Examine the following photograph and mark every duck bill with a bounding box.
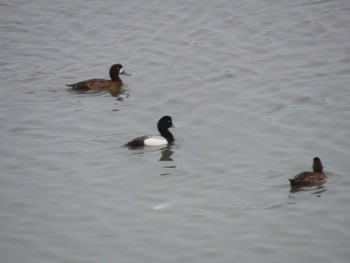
[119,68,131,76]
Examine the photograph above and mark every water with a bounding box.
[1,0,350,262]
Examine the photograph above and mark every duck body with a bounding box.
[125,116,176,148]
[289,157,327,186]
[66,64,129,90]
[126,135,168,147]
[66,78,122,90]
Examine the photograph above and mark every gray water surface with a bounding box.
[1,0,350,262]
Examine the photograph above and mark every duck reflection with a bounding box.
[159,148,174,161]
[289,184,327,197]
[68,86,130,99]
[159,147,176,176]
[109,87,123,97]
[109,88,130,99]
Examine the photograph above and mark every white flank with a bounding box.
[144,136,167,146]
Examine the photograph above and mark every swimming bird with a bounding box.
[125,116,177,148]
[289,157,327,186]
[66,64,130,90]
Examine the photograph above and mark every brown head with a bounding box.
[312,157,323,173]
[109,64,130,80]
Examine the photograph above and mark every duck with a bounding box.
[125,116,177,148]
[66,64,130,90]
[289,157,327,186]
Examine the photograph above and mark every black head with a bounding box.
[157,116,176,142]
[109,64,130,80]
[312,157,323,173]
[157,116,176,144]
[157,115,174,130]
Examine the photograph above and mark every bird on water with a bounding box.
[66,64,130,90]
[289,157,327,186]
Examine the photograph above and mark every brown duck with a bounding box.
[289,157,327,186]
[66,64,130,90]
